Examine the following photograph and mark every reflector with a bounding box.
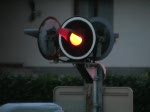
[38,17,60,60]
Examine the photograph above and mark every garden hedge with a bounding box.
[0,71,149,112]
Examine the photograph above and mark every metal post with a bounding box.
[97,64,104,112]
[93,67,98,112]
[85,63,104,112]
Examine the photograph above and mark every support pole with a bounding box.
[84,63,104,112]
[93,67,98,112]
[97,64,104,112]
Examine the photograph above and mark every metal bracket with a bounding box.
[76,63,104,112]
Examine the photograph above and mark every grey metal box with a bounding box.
[53,86,133,112]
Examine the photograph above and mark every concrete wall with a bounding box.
[0,0,73,67]
[101,0,150,67]
[0,0,150,67]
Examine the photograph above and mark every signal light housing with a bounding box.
[58,17,96,60]
[90,17,115,60]
[24,16,117,62]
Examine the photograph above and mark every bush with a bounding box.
[0,71,149,112]
[0,72,83,105]
[104,73,150,112]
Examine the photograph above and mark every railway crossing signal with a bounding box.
[24,16,117,62]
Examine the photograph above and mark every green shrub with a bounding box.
[104,73,150,112]
[0,71,149,112]
[0,72,83,105]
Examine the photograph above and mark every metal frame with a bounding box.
[77,63,104,112]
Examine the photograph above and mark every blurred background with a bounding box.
[0,0,150,74]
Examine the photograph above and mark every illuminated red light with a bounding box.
[58,28,70,41]
[58,28,83,46]
[70,33,82,46]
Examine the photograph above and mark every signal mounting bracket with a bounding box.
[76,63,104,112]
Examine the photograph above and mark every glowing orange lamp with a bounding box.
[69,33,82,46]
[58,28,83,46]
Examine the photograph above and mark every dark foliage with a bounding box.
[104,73,150,112]
[0,72,149,112]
